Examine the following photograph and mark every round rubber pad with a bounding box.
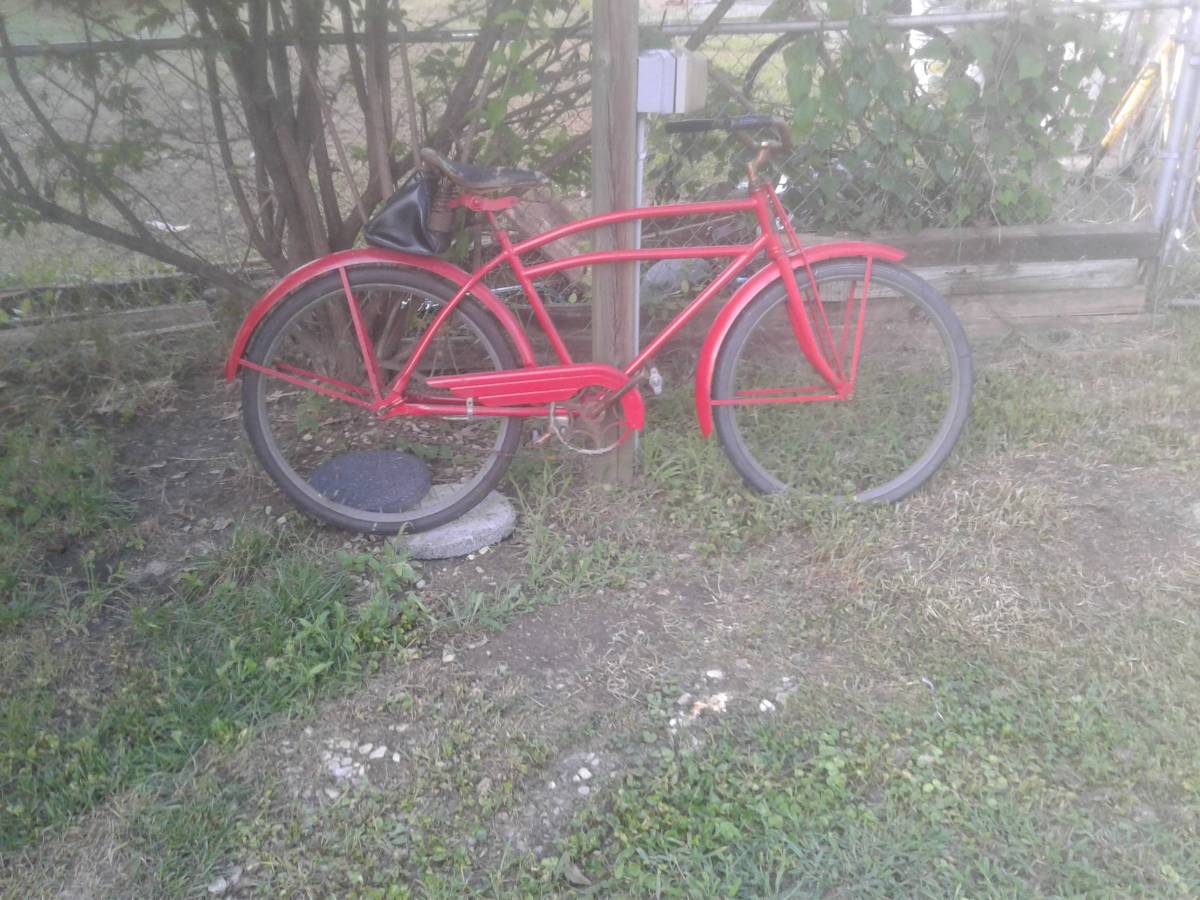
[308,450,433,512]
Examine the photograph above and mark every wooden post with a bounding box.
[590,0,639,483]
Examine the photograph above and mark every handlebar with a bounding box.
[663,114,793,152]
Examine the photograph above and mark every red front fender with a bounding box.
[224,248,538,381]
[693,242,906,436]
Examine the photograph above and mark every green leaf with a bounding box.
[792,97,819,135]
[785,63,812,107]
[962,29,994,66]
[715,819,742,840]
[494,9,527,25]
[846,82,870,118]
[484,97,507,128]
[947,78,977,110]
[1017,47,1045,81]
[847,16,874,44]
[306,660,333,680]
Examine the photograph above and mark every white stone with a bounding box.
[358,743,373,755]
[705,669,724,681]
[759,699,776,713]
[577,767,592,781]
[392,752,401,763]
[207,876,227,895]
[399,490,518,560]
[369,745,387,759]
[577,785,590,797]
[324,787,340,800]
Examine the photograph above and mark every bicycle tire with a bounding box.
[712,260,973,502]
[241,266,523,534]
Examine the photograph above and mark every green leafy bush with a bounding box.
[777,3,1123,230]
[657,0,1130,233]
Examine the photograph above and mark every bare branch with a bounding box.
[202,48,282,270]
[0,18,153,240]
[337,0,371,112]
[426,0,515,152]
[685,0,737,51]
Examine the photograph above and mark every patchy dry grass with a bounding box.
[2,313,1199,897]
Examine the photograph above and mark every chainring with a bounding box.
[549,389,635,455]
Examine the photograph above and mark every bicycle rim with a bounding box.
[713,261,971,502]
[243,268,520,533]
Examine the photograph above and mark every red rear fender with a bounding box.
[224,249,537,381]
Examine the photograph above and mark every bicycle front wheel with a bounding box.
[242,266,523,534]
[712,260,973,502]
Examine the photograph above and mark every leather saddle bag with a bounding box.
[363,171,448,255]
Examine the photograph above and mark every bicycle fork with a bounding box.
[755,189,870,399]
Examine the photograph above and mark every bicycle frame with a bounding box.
[226,180,907,434]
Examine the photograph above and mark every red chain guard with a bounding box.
[425,363,645,430]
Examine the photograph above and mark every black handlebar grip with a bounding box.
[726,114,778,130]
[663,118,721,134]
[665,114,792,150]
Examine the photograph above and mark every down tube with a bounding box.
[625,236,767,375]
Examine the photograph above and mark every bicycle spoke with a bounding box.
[713,260,970,501]
[242,268,522,532]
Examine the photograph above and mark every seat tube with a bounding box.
[491,215,574,365]
[753,189,843,392]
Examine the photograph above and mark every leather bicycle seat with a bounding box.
[420,147,548,192]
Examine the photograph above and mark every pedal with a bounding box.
[648,366,663,396]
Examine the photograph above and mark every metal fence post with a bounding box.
[1153,1,1200,239]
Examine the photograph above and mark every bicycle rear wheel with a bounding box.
[241,266,522,533]
[712,260,972,502]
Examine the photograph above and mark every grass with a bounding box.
[4,311,1200,896]
[0,423,126,615]
[543,640,1200,897]
[0,529,425,850]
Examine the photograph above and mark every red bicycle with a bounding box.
[225,115,973,533]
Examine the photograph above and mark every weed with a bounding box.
[127,774,250,897]
[53,552,126,634]
[510,461,645,598]
[0,424,125,611]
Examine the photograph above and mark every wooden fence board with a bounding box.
[876,222,1160,266]
[0,301,212,352]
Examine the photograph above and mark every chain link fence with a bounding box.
[0,1,1190,311]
